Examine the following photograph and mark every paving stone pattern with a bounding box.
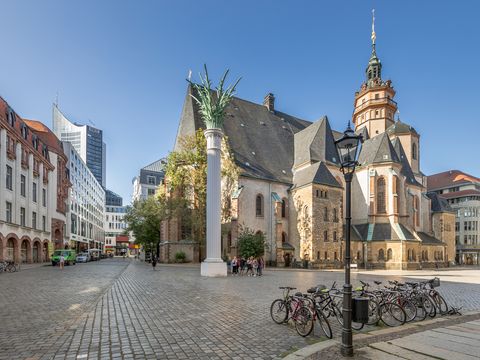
[1,260,480,359]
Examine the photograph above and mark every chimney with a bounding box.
[263,93,275,112]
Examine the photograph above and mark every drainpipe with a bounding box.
[269,182,273,264]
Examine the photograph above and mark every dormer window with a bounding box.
[32,135,39,150]
[21,124,28,139]
[7,108,15,126]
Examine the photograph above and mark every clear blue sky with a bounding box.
[1,1,479,202]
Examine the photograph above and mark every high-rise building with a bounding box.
[104,190,129,255]
[52,104,106,188]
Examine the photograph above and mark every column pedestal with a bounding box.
[201,128,227,277]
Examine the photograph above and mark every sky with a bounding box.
[1,1,479,202]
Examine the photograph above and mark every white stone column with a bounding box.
[201,128,227,277]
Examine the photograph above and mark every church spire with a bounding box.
[366,9,382,82]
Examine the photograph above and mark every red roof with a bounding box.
[427,170,480,191]
[439,189,480,199]
[23,119,64,154]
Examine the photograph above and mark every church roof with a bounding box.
[293,117,340,167]
[293,162,342,189]
[352,223,415,241]
[176,86,312,184]
[386,120,418,136]
[391,138,423,187]
[427,170,480,191]
[425,192,454,213]
[417,232,445,245]
[357,132,400,166]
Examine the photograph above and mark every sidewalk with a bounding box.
[356,319,480,359]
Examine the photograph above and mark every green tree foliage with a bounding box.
[165,129,239,259]
[237,228,266,259]
[188,64,241,129]
[124,191,186,256]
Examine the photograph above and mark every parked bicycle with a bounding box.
[0,260,18,273]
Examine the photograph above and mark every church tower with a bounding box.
[353,10,397,137]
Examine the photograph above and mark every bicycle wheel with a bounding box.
[270,299,288,324]
[316,309,333,339]
[413,296,427,321]
[422,295,436,318]
[380,302,406,327]
[6,264,17,273]
[431,292,448,315]
[294,306,314,337]
[398,298,417,323]
[366,298,380,325]
[335,301,365,330]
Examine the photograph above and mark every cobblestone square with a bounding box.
[1,259,480,360]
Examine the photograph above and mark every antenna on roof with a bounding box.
[187,69,192,81]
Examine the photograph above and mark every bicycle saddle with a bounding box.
[294,292,303,297]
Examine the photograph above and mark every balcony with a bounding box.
[354,97,397,113]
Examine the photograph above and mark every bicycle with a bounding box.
[0,260,18,273]
[270,287,314,337]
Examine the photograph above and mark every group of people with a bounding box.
[231,256,264,276]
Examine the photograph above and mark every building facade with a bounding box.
[132,159,165,202]
[52,104,106,188]
[104,191,129,255]
[63,142,105,253]
[167,18,455,269]
[428,170,480,265]
[0,98,71,264]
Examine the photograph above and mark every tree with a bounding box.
[165,129,239,260]
[237,228,266,259]
[124,190,186,258]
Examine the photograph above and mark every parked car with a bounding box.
[100,253,108,259]
[86,249,101,261]
[51,249,76,266]
[76,252,90,263]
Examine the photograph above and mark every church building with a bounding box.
[169,16,455,269]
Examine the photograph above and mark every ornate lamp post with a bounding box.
[334,123,363,356]
[189,65,240,277]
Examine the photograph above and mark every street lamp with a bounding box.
[335,123,363,357]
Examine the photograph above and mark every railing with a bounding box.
[354,97,397,112]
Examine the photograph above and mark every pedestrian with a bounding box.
[59,253,65,270]
[239,257,245,276]
[232,256,238,275]
[152,255,157,270]
[252,258,258,277]
[246,257,253,276]
[257,257,264,276]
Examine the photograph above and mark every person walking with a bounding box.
[59,253,65,270]
[257,257,264,276]
[232,256,238,275]
[152,255,157,270]
[252,258,258,277]
[246,257,253,276]
[239,257,246,276]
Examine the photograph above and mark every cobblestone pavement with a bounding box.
[1,259,480,360]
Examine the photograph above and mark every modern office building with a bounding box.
[428,170,480,265]
[52,104,106,188]
[63,142,105,252]
[132,158,165,202]
[0,97,71,264]
[104,191,129,255]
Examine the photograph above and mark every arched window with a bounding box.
[357,251,361,261]
[412,143,417,160]
[317,251,320,260]
[281,198,287,218]
[256,194,264,217]
[324,207,329,221]
[413,195,420,227]
[378,249,385,261]
[282,232,287,244]
[333,208,338,222]
[324,251,328,260]
[334,252,338,261]
[377,177,386,214]
[387,248,393,261]
[408,249,412,261]
[412,249,416,261]
[393,176,400,214]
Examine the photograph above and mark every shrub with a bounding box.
[237,228,266,259]
[175,251,187,263]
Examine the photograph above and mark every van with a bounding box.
[51,249,76,266]
[87,249,101,261]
